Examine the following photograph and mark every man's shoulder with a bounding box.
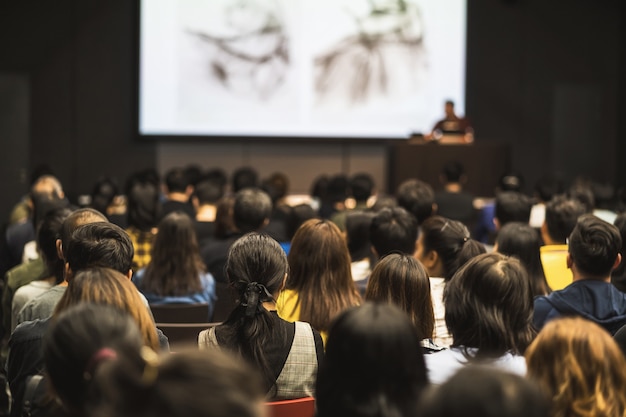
[10,318,50,345]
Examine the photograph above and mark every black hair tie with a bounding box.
[240,281,274,317]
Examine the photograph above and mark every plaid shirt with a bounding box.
[126,226,156,272]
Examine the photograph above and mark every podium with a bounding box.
[387,141,511,197]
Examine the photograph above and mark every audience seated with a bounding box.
[494,222,551,296]
[191,178,223,244]
[416,215,485,347]
[90,176,125,227]
[365,253,442,353]
[369,207,418,258]
[425,253,534,384]
[526,317,626,417]
[160,167,196,220]
[276,219,361,343]
[315,303,428,417]
[434,161,476,229]
[132,212,216,319]
[232,166,259,193]
[318,174,349,220]
[534,214,626,334]
[330,173,374,231]
[199,233,323,400]
[529,174,564,229]
[474,172,524,244]
[261,172,292,243]
[345,211,375,294]
[396,178,436,225]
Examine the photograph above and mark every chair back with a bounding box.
[156,322,219,351]
[150,303,209,323]
[266,397,315,417]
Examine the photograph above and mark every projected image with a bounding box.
[314,0,426,106]
[140,0,466,137]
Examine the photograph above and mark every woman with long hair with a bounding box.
[133,212,216,319]
[495,222,551,296]
[416,215,485,346]
[316,303,428,417]
[199,233,323,400]
[277,219,361,342]
[365,253,441,353]
[425,253,535,384]
[526,317,626,417]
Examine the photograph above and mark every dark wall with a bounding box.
[0,0,624,216]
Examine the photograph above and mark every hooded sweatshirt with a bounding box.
[533,279,626,335]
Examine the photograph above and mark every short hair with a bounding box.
[365,253,434,339]
[60,208,108,259]
[396,179,435,224]
[370,207,418,257]
[30,174,63,200]
[526,317,626,417]
[569,184,595,213]
[261,172,289,204]
[233,188,272,233]
[90,177,119,216]
[37,207,73,283]
[345,211,375,261]
[612,213,626,278]
[165,167,191,193]
[498,173,524,192]
[65,222,134,275]
[544,195,586,243]
[125,173,161,231]
[534,175,564,202]
[232,167,259,193]
[442,161,464,183]
[349,173,374,202]
[327,174,349,203]
[316,303,428,417]
[444,253,535,358]
[494,191,531,225]
[418,366,549,417]
[44,303,144,414]
[193,179,224,205]
[419,216,485,280]
[568,214,621,277]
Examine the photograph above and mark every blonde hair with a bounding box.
[526,317,626,417]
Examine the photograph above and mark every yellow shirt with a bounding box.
[276,289,328,345]
[540,245,572,291]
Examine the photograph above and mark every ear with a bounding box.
[422,250,439,270]
[56,239,64,261]
[493,217,501,231]
[540,222,549,244]
[280,273,288,292]
[431,203,438,215]
[126,269,133,280]
[64,263,73,282]
[566,253,573,269]
[613,253,622,272]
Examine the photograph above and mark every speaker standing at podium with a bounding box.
[426,100,474,143]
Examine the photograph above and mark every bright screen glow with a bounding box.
[140,0,466,138]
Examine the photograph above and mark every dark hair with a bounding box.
[214,196,237,239]
[349,173,374,202]
[316,303,428,417]
[60,208,109,261]
[568,214,622,277]
[396,179,435,224]
[345,211,375,262]
[286,204,318,240]
[498,173,524,193]
[233,188,272,233]
[544,195,586,243]
[365,254,434,339]
[418,366,549,417]
[612,213,626,278]
[260,172,289,204]
[140,212,205,296]
[44,304,144,414]
[92,349,263,417]
[183,164,203,187]
[37,207,73,284]
[327,175,349,204]
[232,167,259,193]
[90,177,119,216]
[193,180,223,205]
[442,161,464,183]
[495,222,551,296]
[534,175,564,203]
[165,167,191,194]
[494,192,531,226]
[66,222,134,275]
[370,207,418,257]
[287,219,361,332]
[568,184,595,213]
[418,216,485,280]
[444,253,535,358]
[126,174,161,232]
[220,233,289,393]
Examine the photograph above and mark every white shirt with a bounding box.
[430,277,452,347]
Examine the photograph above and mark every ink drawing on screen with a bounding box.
[314,0,427,107]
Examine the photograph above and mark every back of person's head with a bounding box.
[260,172,289,205]
[494,191,531,226]
[370,195,398,212]
[287,204,318,240]
[498,173,524,193]
[612,213,626,278]
[345,211,375,262]
[37,207,73,284]
[142,212,204,296]
[544,195,586,243]
[214,196,237,239]
[53,267,159,350]
[349,173,374,203]
[327,174,349,204]
[90,177,119,216]
[287,219,360,332]
[316,303,428,417]
[233,188,272,233]
[418,366,549,417]
[232,167,259,193]
[91,349,264,417]
[495,222,550,296]
[370,207,418,257]
[526,317,626,417]
[365,253,434,339]
[183,164,203,187]
[44,303,145,415]
[193,179,224,205]
[396,179,435,224]
[568,177,595,213]
[568,214,621,277]
[30,189,68,230]
[30,174,64,201]
[126,173,161,231]
[66,222,134,276]
[444,253,535,358]
[441,161,465,183]
[418,216,485,280]
[165,167,191,194]
[60,208,109,260]
[534,175,564,203]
